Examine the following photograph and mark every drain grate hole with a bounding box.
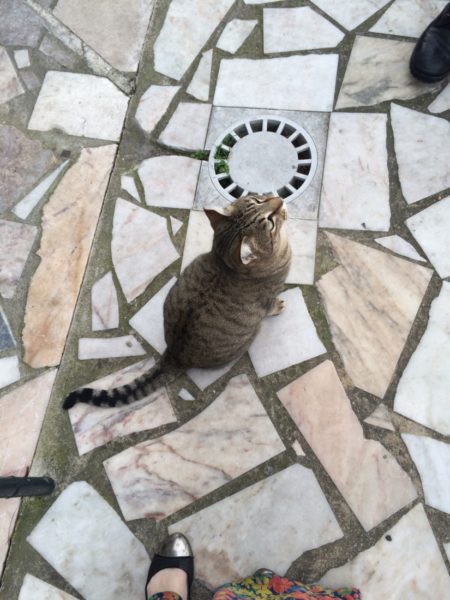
[279,123,296,138]
[234,124,250,138]
[297,147,311,160]
[289,177,304,190]
[251,119,264,132]
[218,175,233,189]
[229,185,244,198]
[277,186,292,199]
[267,119,280,133]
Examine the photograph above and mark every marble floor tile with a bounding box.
[27,481,150,600]
[22,145,117,368]
[120,174,140,201]
[178,388,195,401]
[78,336,146,360]
[285,219,317,285]
[154,0,233,79]
[370,0,447,37]
[159,102,212,150]
[0,356,20,390]
[104,374,285,520]
[28,72,129,141]
[244,0,283,3]
[278,361,417,531]
[91,271,119,331]
[391,104,450,204]
[291,440,305,456]
[38,35,78,70]
[19,574,77,600]
[248,287,326,378]
[445,543,450,562]
[319,113,390,231]
[214,55,338,112]
[394,282,450,436]
[263,7,344,53]
[135,85,180,135]
[320,504,450,597]
[181,211,214,271]
[406,195,450,278]
[402,434,450,514]
[170,216,183,235]
[170,464,343,588]
[0,0,44,47]
[129,277,177,354]
[0,46,24,105]
[137,156,201,210]
[111,198,179,302]
[193,161,232,211]
[68,359,176,455]
[0,124,55,214]
[14,49,30,69]
[336,36,439,109]
[317,233,432,398]
[20,70,40,91]
[0,306,15,351]
[363,404,395,432]
[0,498,20,577]
[13,161,69,220]
[53,0,155,72]
[429,83,450,113]
[217,19,257,54]
[0,220,37,299]
[187,358,239,391]
[187,50,213,101]
[310,0,390,30]
[374,235,425,263]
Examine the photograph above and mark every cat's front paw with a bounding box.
[268,298,285,316]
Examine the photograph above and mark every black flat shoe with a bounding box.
[410,2,450,82]
[146,533,194,600]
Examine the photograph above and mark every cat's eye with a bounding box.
[266,218,274,231]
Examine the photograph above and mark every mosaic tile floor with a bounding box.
[0,0,449,598]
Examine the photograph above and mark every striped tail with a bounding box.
[62,359,181,410]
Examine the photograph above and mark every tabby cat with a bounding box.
[63,194,291,409]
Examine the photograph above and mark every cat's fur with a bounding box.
[63,195,291,409]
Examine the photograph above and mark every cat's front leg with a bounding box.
[266,297,285,316]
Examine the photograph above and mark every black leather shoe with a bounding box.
[410,2,450,82]
[145,533,194,600]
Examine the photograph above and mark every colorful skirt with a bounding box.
[147,569,361,600]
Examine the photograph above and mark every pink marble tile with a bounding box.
[91,271,119,331]
[0,220,37,299]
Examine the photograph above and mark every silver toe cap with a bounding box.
[158,533,193,558]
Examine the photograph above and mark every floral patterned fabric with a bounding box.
[147,569,361,600]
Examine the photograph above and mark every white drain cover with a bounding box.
[208,115,317,203]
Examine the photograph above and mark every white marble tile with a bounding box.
[187,50,213,101]
[187,358,239,391]
[0,355,20,390]
[138,156,201,210]
[13,161,70,220]
[135,85,180,134]
[445,543,450,563]
[53,0,155,72]
[391,104,450,204]
[28,71,129,141]
[0,220,37,299]
[214,55,338,112]
[249,287,326,378]
[363,404,395,432]
[317,233,432,398]
[429,83,450,113]
[170,464,343,588]
[129,277,177,354]
[193,161,231,211]
[91,271,119,331]
[291,440,305,456]
[264,7,344,53]
[78,336,146,360]
[19,574,77,600]
[68,359,176,455]
[0,45,24,104]
[374,235,425,262]
[278,361,417,531]
[336,36,439,109]
[154,0,233,79]
[159,102,212,150]
[181,211,214,272]
[319,113,390,232]
[0,305,15,351]
[104,374,285,520]
[14,49,30,69]
[244,0,283,3]
[217,19,257,54]
[394,282,450,436]
[402,434,450,514]
[406,196,450,278]
[0,497,20,577]
[170,216,183,235]
[120,174,140,201]
[322,504,450,596]
[310,0,391,30]
[178,388,195,401]
[285,219,317,285]
[111,198,179,302]
[370,0,448,37]
[27,481,150,600]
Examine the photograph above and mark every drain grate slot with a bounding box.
[208,115,317,204]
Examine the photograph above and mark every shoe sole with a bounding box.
[410,61,449,83]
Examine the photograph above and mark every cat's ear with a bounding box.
[204,208,228,230]
[240,236,257,265]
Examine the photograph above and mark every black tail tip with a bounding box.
[62,391,78,410]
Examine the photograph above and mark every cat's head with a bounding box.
[205,194,291,275]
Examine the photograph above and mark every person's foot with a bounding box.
[410,2,450,82]
[146,567,188,600]
[145,533,194,600]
